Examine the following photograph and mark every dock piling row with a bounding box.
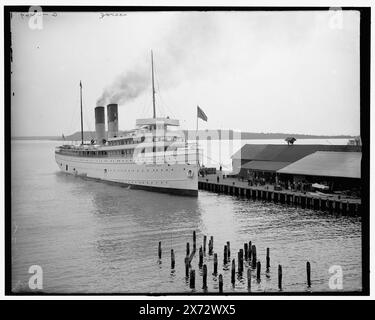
[198,180,361,216]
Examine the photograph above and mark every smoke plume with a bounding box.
[96,13,217,107]
[96,69,149,106]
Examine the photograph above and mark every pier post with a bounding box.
[266,248,270,272]
[244,243,249,260]
[203,235,207,255]
[306,262,311,287]
[219,274,223,293]
[202,264,208,290]
[158,241,162,259]
[189,269,195,289]
[199,246,203,268]
[171,249,175,269]
[186,242,190,257]
[256,261,261,281]
[238,251,242,273]
[193,231,196,251]
[278,265,282,290]
[251,245,257,269]
[248,241,252,261]
[213,253,218,275]
[224,245,228,265]
[239,249,244,273]
[231,259,236,285]
[210,236,214,254]
[227,241,231,258]
[247,268,252,291]
[185,257,189,277]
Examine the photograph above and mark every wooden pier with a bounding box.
[198,176,361,216]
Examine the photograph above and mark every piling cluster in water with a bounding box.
[158,232,313,293]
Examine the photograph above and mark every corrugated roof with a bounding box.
[231,144,361,163]
[277,151,361,178]
[241,161,291,172]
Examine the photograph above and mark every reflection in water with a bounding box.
[12,141,362,293]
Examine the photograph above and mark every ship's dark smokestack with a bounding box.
[107,103,118,138]
[95,106,106,144]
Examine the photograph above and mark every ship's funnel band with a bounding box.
[107,103,119,138]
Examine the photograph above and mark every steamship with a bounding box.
[55,53,200,196]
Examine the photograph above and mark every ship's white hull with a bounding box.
[55,153,198,196]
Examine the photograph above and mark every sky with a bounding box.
[10,10,360,137]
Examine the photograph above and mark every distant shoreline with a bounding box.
[12,130,356,141]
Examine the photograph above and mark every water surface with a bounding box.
[11,140,362,293]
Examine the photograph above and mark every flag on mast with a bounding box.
[197,105,208,122]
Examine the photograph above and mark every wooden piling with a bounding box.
[224,245,228,265]
[186,242,190,257]
[219,274,223,293]
[210,236,214,254]
[193,231,196,251]
[189,269,195,289]
[239,249,244,273]
[247,268,251,291]
[266,248,270,272]
[213,253,218,275]
[278,265,282,290]
[248,241,252,261]
[251,245,257,269]
[256,261,261,281]
[185,257,189,277]
[199,246,203,268]
[231,259,236,285]
[171,249,175,269]
[227,241,231,257]
[203,235,207,255]
[158,241,162,259]
[202,264,207,289]
[244,243,248,260]
[306,261,311,287]
[238,251,241,273]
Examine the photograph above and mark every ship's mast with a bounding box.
[80,80,84,145]
[151,50,156,119]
